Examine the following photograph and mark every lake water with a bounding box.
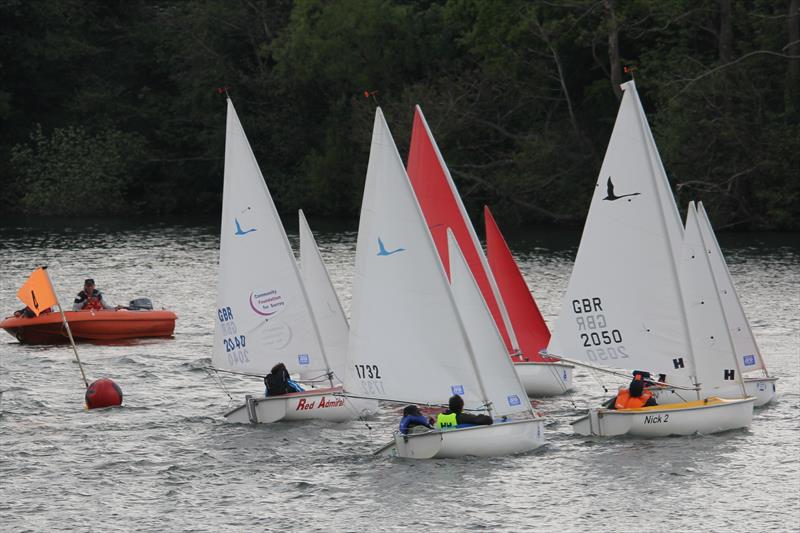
[0,217,797,532]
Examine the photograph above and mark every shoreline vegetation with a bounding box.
[1,1,798,230]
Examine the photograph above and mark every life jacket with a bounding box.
[436,412,458,430]
[614,388,654,409]
[77,290,104,310]
[83,297,103,310]
[264,369,302,396]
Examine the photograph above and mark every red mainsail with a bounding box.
[406,106,515,352]
[484,206,551,362]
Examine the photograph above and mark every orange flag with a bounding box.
[17,267,59,316]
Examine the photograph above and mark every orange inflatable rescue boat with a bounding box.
[1,308,177,344]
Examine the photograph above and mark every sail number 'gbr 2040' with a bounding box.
[571,297,629,363]
[218,306,250,365]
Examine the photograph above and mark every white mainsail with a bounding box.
[446,230,532,417]
[213,99,330,378]
[627,80,685,259]
[679,202,746,395]
[547,82,696,385]
[344,108,487,411]
[696,202,767,375]
[298,209,348,382]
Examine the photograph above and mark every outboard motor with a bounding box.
[127,298,154,310]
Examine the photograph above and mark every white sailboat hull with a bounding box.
[514,361,574,396]
[376,418,545,459]
[572,396,754,437]
[224,387,378,424]
[744,376,778,406]
[651,376,777,407]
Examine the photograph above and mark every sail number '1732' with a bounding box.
[354,365,380,379]
[355,364,385,396]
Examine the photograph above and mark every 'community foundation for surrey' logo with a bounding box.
[249,289,285,317]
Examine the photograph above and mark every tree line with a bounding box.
[1,0,798,230]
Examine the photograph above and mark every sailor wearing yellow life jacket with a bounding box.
[73,279,115,311]
[436,394,493,429]
[613,374,658,409]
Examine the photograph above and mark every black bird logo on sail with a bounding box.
[602,177,641,201]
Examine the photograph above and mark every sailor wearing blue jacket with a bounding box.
[399,405,434,434]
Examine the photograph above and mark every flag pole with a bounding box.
[42,267,89,389]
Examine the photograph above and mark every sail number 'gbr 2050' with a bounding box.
[354,364,385,395]
[571,298,629,363]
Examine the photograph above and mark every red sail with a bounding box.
[406,106,513,352]
[484,206,551,362]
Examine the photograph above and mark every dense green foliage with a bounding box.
[1,0,797,229]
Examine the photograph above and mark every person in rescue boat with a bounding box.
[399,405,434,434]
[611,374,658,409]
[72,279,116,311]
[436,394,493,430]
[13,305,49,318]
[264,362,304,396]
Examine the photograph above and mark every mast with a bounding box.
[626,81,700,398]
[298,209,349,383]
[344,108,491,411]
[446,229,534,418]
[697,202,768,378]
[691,203,747,396]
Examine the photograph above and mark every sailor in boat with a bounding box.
[399,405,434,435]
[436,394,494,430]
[263,363,304,397]
[13,305,51,318]
[607,374,659,410]
[73,279,118,311]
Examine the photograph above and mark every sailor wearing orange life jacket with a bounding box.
[613,374,658,409]
[72,279,115,311]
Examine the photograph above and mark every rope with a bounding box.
[295,371,336,385]
[204,366,234,402]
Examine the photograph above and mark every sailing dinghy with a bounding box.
[215,98,376,424]
[547,82,753,437]
[484,206,573,395]
[601,80,775,406]
[347,109,544,458]
[406,106,573,396]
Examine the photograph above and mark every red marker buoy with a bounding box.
[85,378,123,409]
